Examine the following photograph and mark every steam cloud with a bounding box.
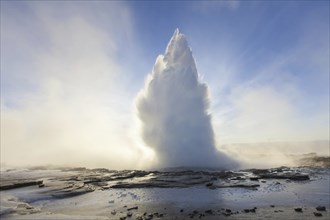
[136,29,237,169]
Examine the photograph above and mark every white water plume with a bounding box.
[136,29,237,169]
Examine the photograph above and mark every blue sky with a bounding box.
[1,1,329,168]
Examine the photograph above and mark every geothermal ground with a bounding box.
[0,155,329,220]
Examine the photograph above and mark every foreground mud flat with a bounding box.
[1,162,329,219]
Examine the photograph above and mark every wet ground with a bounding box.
[0,164,329,219]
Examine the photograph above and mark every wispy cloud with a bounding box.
[201,3,330,145]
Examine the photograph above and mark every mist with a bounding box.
[221,140,329,169]
[0,1,147,170]
[136,29,237,169]
[1,2,328,171]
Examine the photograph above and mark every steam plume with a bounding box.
[136,29,237,169]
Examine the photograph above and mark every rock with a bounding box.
[50,187,93,199]
[297,155,330,168]
[205,209,213,214]
[294,208,302,212]
[259,174,309,181]
[316,206,326,211]
[225,209,231,213]
[145,214,153,220]
[180,209,184,212]
[111,210,116,215]
[205,183,213,187]
[120,217,126,220]
[216,183,260,189]
[154,212,164,218]
[127,206,138,211]
[231,176,245,180]
[13,204,41,215]
[127,212,133,217]
[314,212,323,217]
[250,177,260,181]
[270,205,275,208]
[17,203,33,209]
[83,178,101,184]
[243,209,250,213]
[1,180,44,190]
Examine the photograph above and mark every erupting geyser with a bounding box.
[137,29,237,169]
